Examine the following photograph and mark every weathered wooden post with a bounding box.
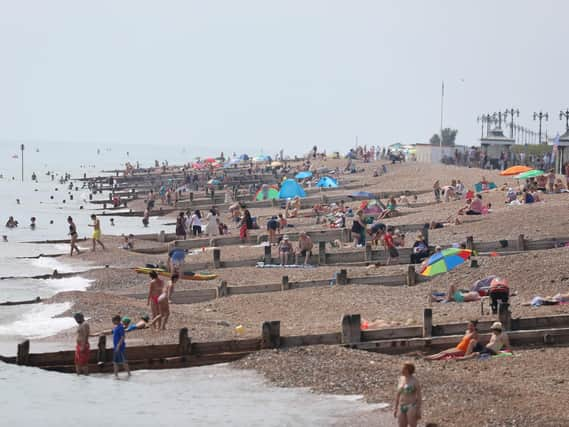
[422,224,429,247]
[178,327,191,356]
[189,192,194,201]
[261,321,281,349]
[423,308,433,337]
[213,248,221,268]
[264,245,272,264]
[341,314,361,345]
[158,230,166,243]
[498,301,511,331]
[337,269,348,285]
[365,242,373,263]
[318,241,327,265]
[217,280,228,297]
[406,265,416,286]
[281,275,290,291]
[97,335,107,365]
[209,238,218,247]
[466,236,474,250]
[16,340,30,366]
[517,234,527,251]
[341,228,350,244]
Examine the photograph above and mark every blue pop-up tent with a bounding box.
[295,171,313,180]
[278,179,306,199]
[316,176,338,188]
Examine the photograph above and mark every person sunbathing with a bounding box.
[444,283,480,303]
[457,322,510,359]
[424,320,479,360]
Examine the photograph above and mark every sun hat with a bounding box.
[490,321,503,331]
[121,316,131,324]
[141,314,150,322]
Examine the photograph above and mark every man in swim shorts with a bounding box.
[146,271,164,328]
[89,214,105,252]
[74,312,90,375]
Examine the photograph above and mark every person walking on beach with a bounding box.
[394,362,422,427]
[384,227,399,265]
[88,214,105,251]
[175,212,187,239]
[111,315,130,379]
[67,216,81,256]
[205,208,219,237]
[240,209,252,243]
[297,232,313,265]
[158,273,178,330]
[74,312,90,375]
[147,271,164,329]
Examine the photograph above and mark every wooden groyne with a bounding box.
[6,311,569,374]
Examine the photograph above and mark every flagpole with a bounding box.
[439,81,444,149]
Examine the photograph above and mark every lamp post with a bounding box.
[533,111,549,144]
[20,144,24,182]
[503,108,519,139]
[560,109,569,132]
[477,114,494,138]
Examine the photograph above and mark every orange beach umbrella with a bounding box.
[499,165,532,176]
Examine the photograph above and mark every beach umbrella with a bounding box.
[514,169,545,179]
[420,248,473,277]
[295,171,313,179]
[348,191,376,200]
[207,179,221,185]
[253,154,270,162]
[499,165,532,176]
[271,161,283,167]
[203,157,216,163]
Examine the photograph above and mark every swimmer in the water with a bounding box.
[30,217,36,229]
[6,216,18,228]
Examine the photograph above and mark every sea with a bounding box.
[0,141,388,426]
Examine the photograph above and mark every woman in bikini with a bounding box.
[158,273,178,330]
[147,271,164,329]
[393,362,422,427]
[424,320,479,360]
[67,216,81,256]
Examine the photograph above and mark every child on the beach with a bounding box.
[111,315,130,379]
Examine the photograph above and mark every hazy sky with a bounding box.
[0,0,567,155]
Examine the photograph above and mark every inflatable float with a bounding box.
[134,267,217,281]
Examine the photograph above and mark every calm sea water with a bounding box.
[0,142,384,425]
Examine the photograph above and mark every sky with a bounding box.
[0,0,567,156]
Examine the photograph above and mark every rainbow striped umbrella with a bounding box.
[420,248,473,277]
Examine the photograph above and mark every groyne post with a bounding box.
[17,340,30,366]
[264,245,272,264]
[179,328,191,356]
[97,335,107,365]
[281,275,290,291]
[517,234,527,251]
[318,241,326,265]
[213,248,221,268]
[423,308,433,337]
[217,280,228,298]
[261,321,281,349]
[341,314,361,345]
[406,265,416,286]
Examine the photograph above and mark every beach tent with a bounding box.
[238,154,249,161]
[253,154,270,162]
[224,158,241,167]
[499,165,532,176]
[255,185,280,201]
[207,179,221,185]
[278,179,306,199]
[316,176,338,188]
[295,171,313,180]
[474,181,497,192]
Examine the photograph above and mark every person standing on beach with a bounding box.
[88,214,105,251]
[67,216,81,256]
[384,227,399,265]
[240,209,252,243]
[147,271,164,328]
[111,315,130,379]
[158,273,178,330]
[74,312,90,375]
[393,362,422,427]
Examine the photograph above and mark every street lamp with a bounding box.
[560,109,569,132]
[504,108,520,139]
[20,144,24,182]
[533,111,549,144]
[477,114,493,137]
